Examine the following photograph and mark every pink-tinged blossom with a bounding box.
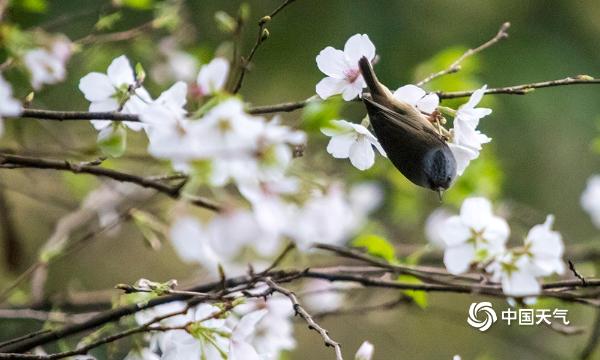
[316,34,376,101]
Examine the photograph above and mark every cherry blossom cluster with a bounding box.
[169,181,382,276]
[125,283,373,360]
[316,34,492,177]
[427,197,565,297]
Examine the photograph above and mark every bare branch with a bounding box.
[266,278,344,360]
[438,75,600,99]
[417,22,510,86]
[232,0,298,93]
[0,153,220,212]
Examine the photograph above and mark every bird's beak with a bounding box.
[437,188,444,202]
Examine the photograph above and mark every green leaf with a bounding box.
[301,98,343,132]
[119,0,154,10]
[398,275,428,309]
[95,12,122,30]
[352,234,396,263]
[11,0,47,13]
[98,124,127,158]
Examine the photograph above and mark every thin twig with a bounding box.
[569,260,587,287]
[0,304,194,360]
[0,153,220,212]
[0,330,50,349]
[232,0,298,93]
[266,278,344,360]
[438,75,600,99]
[75,21,155,46]
[417,22,510,86]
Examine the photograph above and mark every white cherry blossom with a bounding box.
[288,184,359,250]
[79,55,150,131]
[169,216,221,270]
[316,34,376,101]
[581,175,600,228]
[486,215,564,297]
[123,348,159,360]
[236,296,296,358]
[487,254,541,297]
[321,119,386,170]
[197,57,230,96]
[424,208,453,249]
[355,341,374,360]
[448,85,493,175]
[524,215,565,276]
[24,37,72,90]
[439,197,509,274]
[151,37,199,84]
[229,309,268,360]
[0,74,22,137]
[392,84,439,114]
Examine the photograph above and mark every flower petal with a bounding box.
[316,77,348,99]
[343,34,376,65]
[460,197,493,232]
[447,143,478,176]
[326,133,355,158]
[349,136,375,170]
[316,47,347,78]
[443,243,475,275]
[417,93,440,114]
[392,84,426,106]
[79,73,114,102]
[439,215,471,247]
[107,55,134,87]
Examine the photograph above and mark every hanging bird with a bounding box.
[358,56,457,196]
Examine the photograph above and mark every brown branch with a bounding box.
[569,260,588,287]
[19,109,139,122]
[265,278,344,360]
[0,303,193,360]
[232,0,298,93]
[75,21,155,46]
[416,22,510,86]
[0,153,219,212]
[0,309,95,324]
[5,263,600,353]
[438,75,600,99]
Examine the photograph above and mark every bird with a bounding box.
[358,56,457,196]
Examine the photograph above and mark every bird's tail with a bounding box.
[358,56,387,98]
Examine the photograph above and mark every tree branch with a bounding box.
[0,153,220,212]
[232,0,298,93]
[265,278,344,360]
[417,22,511,86]
[438,75,600,99]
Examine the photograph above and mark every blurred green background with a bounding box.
[2,0,600,359]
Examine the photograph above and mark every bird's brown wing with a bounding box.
[363,97,446,146]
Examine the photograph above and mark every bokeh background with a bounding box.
[2,0,600,359]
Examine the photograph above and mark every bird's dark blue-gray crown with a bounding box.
[423,147,457,190]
